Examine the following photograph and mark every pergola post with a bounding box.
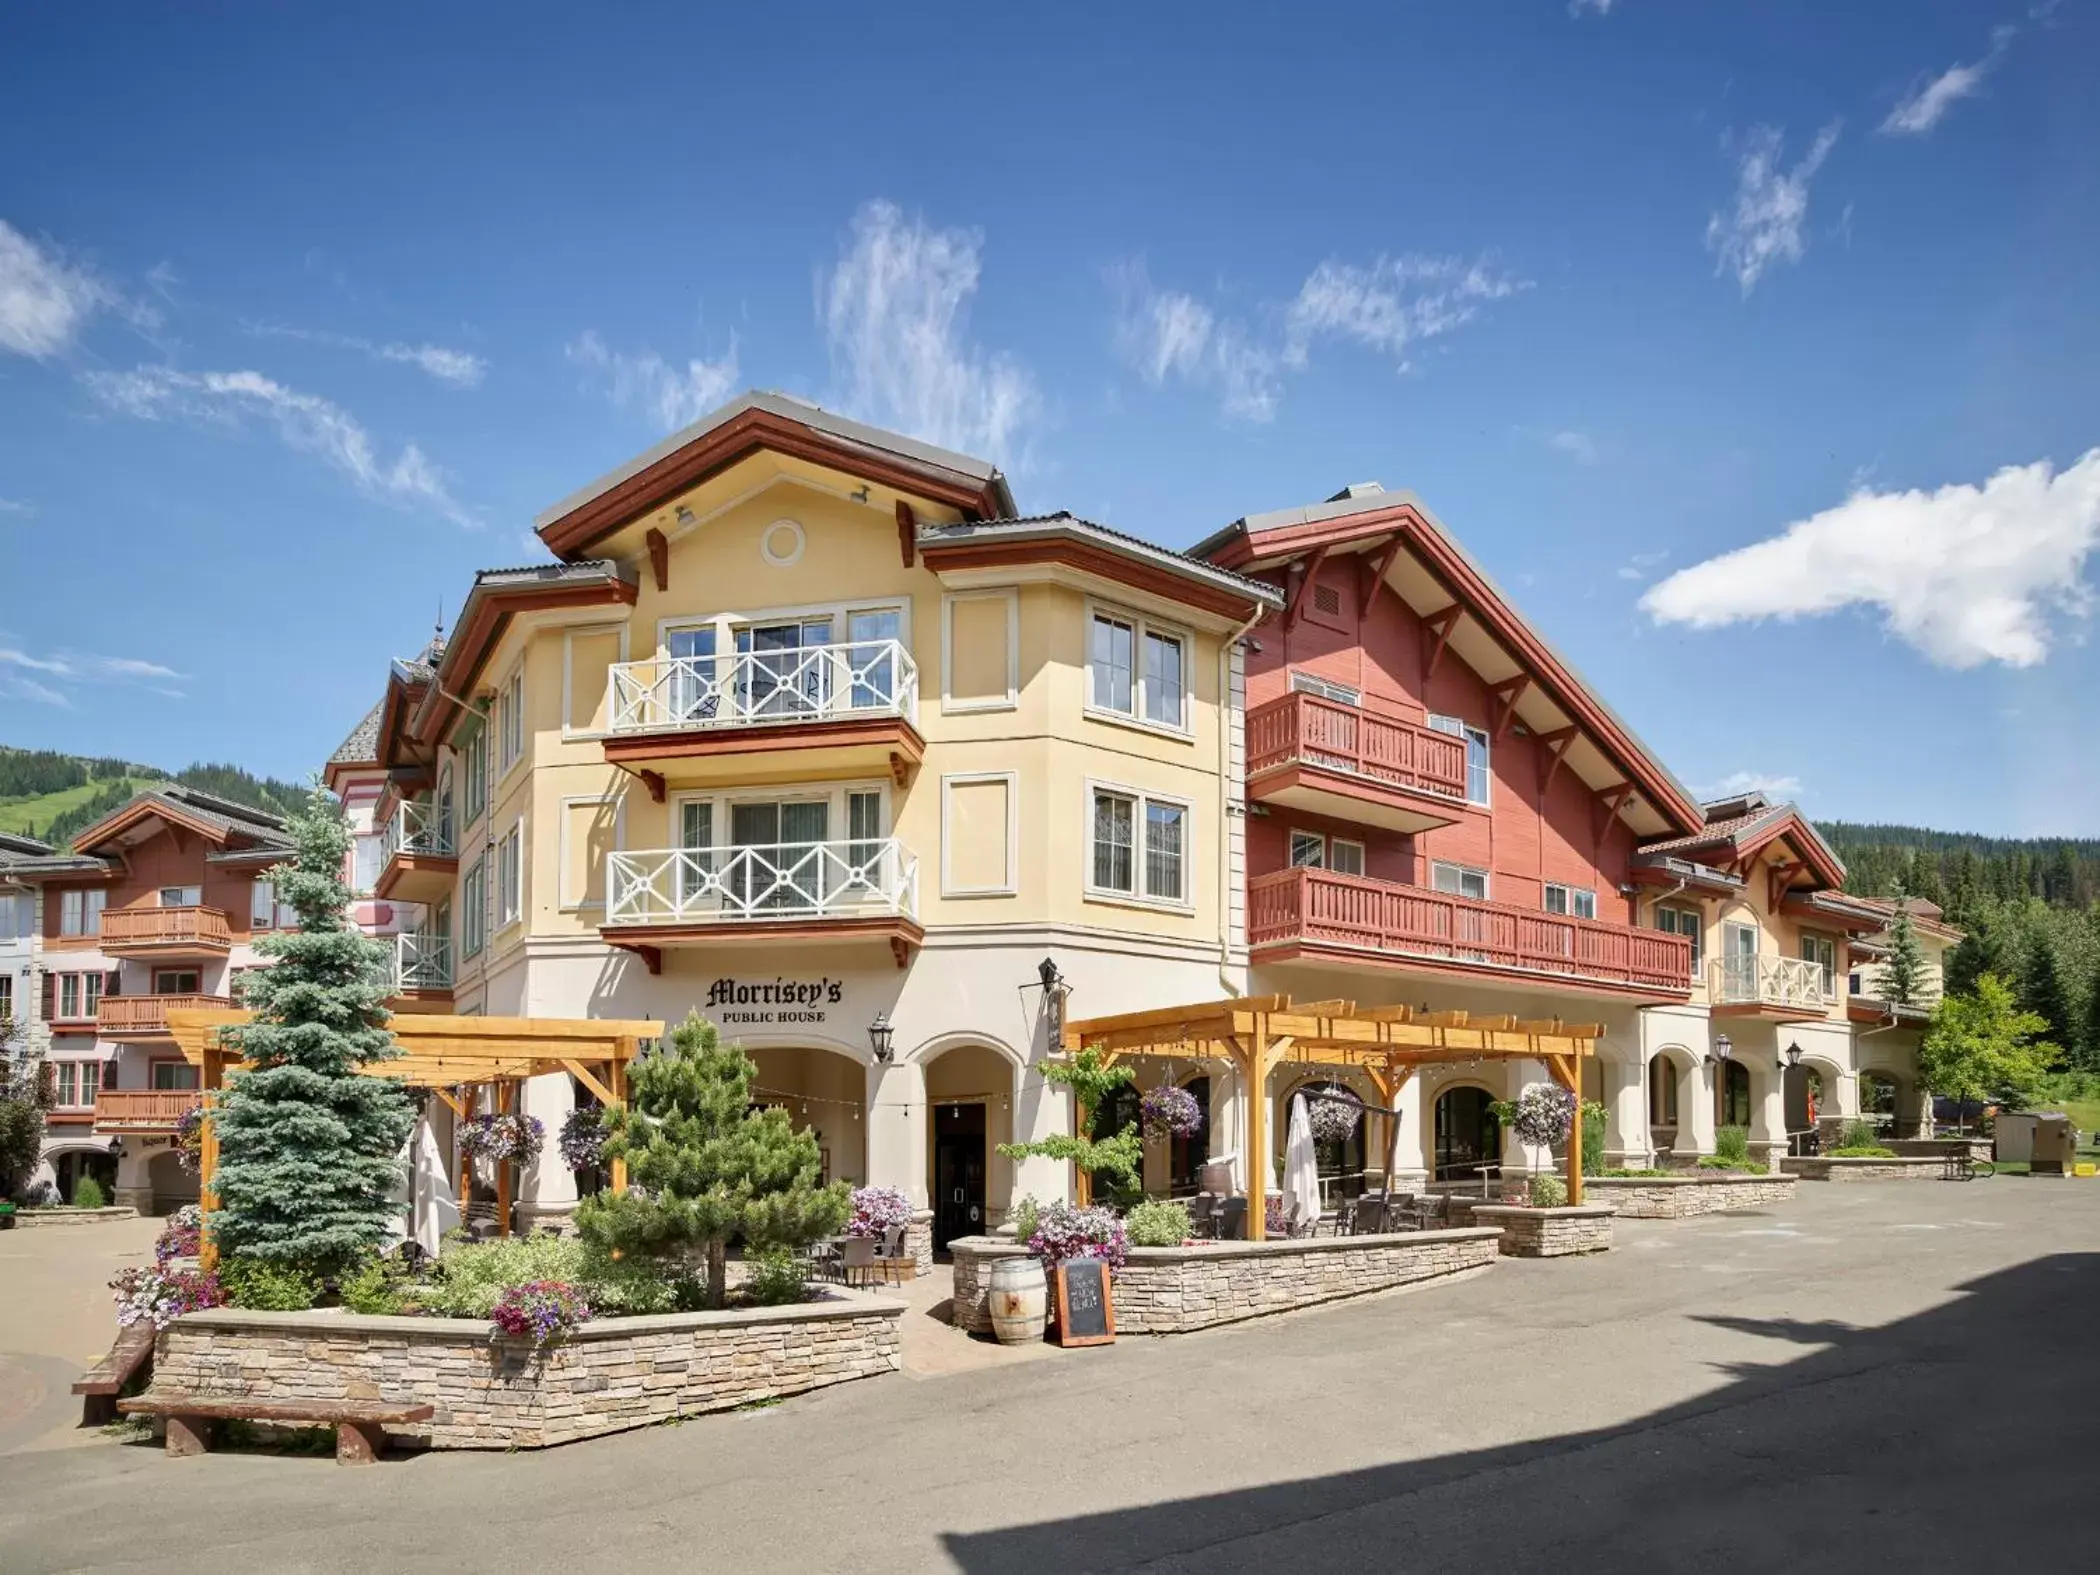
[494,1079,514,1238]
[1244,1028,1268,1241]
[455,1085,473,1218]
[609,1042,632,1196]
[1546,1053,1585,1207]
[197,1048,225,1273]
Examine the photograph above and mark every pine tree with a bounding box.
[575,1012,848,1310]
[209,790,413,1270]
[2079,951,2100,1075]
[1880,896,1927,1007]
[2018,932,2076,1068]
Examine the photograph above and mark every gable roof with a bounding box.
[535,390,1018,560]
[919,512,1282,621]
[329,700,384,768]
[1191,484,1703,835]
[70,785,295,859]
[1634,792,1847,890]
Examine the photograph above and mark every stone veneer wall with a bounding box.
[1466,1205,1615,1257]
[906,1210,934,1277]
[1585,1174,1798,1219]
[1782,1156,1949,1182]
[152,1295,904,1450]
[16,1206,139,1228]
[948,1228,1501,1336]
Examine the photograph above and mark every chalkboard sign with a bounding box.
[1053,1258,1115,1347]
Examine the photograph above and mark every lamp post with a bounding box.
[867,1012,894,1067]
[1037,956,1066,1049]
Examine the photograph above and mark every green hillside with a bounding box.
[0,746,312,850]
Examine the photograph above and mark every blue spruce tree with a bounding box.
[209,789,413,1270]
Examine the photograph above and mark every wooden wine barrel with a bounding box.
[987,1255,1048,1344]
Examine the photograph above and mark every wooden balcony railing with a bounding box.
[1249,866,1693,993]
[99,906,233,951]
[1246,692,1469,799]
[97,994,234,1035]
[92,1089,202,1132]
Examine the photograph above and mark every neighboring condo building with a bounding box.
[13,788,296,1209]
[1,833,51,1049]
[361,393,1278,1239]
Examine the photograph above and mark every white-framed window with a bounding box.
[1427,714,1491,804]
[460,718,489,826]
[250,880,296,931]
[1087,605,1191,733]
[1289,670,1361,707]
[352,834,384,893]
[1544,883,1598,921]
[1655,904,1704,977]
[498,668,525,776]
[0,973,11,1021]
[1330,838,1366,877]
[495,823,523,929]
[0,892,29,941]
[59,973,82,1019]
[60,888,105,936]
[51,1059,100,1109]
[1289,830,1326,869]
[158,885,202,907]
[1431,861,1490,901]
[461,858,487,958]
[1801,933,1837,996]
[1087,785,1189,906]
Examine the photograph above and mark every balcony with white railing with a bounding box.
[392,931,454,999]
[602,839,923,960]
[375,798,458,905]
[603,642,924,786]
[1708,955,1831,1020]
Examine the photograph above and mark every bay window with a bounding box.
[1088,606,1190,732]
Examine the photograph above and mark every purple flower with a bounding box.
[1140,1085,1204,1140]
[846,1185,912,1238]
[1025,1201,1129,1271]
[489,1280,590,1349]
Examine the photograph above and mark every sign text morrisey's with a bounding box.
[705,976,845,1026]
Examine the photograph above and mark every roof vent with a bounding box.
[1326,482,1386,503]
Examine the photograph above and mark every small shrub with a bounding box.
[219,1255,321,1311]
[1579,1100,1607,1176]
[578,1239,693,1316]
[1826,1145,1898,1158]
[1713,1126,1752,1166]
[72,1176,106,1209]
[1527,1174,1568,1208]
[1599,1168,1671,1178]
[339,1253,410,1315]
[744,1247,810,1307]
[1124,1199,1190,1247]
[1838,1118,1881,1150]
[412,1233,586,1318]
[1006,1195,1040,1242]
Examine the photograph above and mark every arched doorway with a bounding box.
[743,1044,866,1188]
[51,1146,117,1204]
[1647,1054,1680,1128]
[922,1042,1018,1247]
[1290,1079,1366,1200]
[1434,1086,1501,1182]
[1717,1061,1752,1129]
[147,1149,198,1214]
[1860,1070,1899,1135]
[1169,1075,1210,1194]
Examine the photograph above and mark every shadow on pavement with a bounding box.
[943,1254,2098,1573]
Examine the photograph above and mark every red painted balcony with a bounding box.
[99,905,232,958]
[1248,866,1694,999]
[97,993,235,1038]
[1245,692,1469,832]
[92,1089,202,1134]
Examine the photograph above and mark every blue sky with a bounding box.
[3,2,2096,834]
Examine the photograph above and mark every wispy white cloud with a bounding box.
[1114,250,1525,422]
[1521,427,1600,465]
[0,497,32,517]
[1616,549,1668,582]
[1569,0,1615,14]
[1697,770,1803,800]
[1706,122,1842,294]
[566,329,738,433]
[0,220,118,359]
[819,200,1039,463]
[0,642,188,707]
[1642,448,2100,669]
[250,323,488,387]
[82,365,481,530]
[1882,26,2015,136]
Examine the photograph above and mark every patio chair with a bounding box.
[1214,1197,1248,1241]
[1332,1199,1358,1237]
[875,1225,911,1283]
[1186,1194,1218,1239]
[805,1237,842,1284]
[1353,1190,1386,1235]
[839,1235,877,1289]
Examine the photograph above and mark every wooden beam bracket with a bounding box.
[637,768,666,804]
[1536,726,1580,795]
[645,526,670,593]
[1359,534,1405,618]
[1490,675,1532,741]
[896,500,917,569]
[1286,544,1332,630]
[1423,605,1463,680]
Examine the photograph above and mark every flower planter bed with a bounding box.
[947,1228,1501,1337]
[1464,1204,1615,1257]
[1584,1173,1798,1218]
[1885,1137,1993,1162]
[1781,1156,1950,1182]
[17,1205,140,1228]
[146,1291,905,1450]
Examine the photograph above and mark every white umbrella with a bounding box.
[383,1132,412,1249]
[412,1114,461,1256]
[1284,1094,1322,1235]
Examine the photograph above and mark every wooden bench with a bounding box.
[118,1394,436,1464]
[72,1323,156,1426]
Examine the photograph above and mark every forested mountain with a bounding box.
[0,746,311,849]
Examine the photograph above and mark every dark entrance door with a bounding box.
[932,1101,987,1251]
[1434,1087,1501,1181]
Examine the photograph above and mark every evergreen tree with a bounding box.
[1880,897,1928,1007]
[210,789,413,1270]
[575,1012,848,1310]
[0,1013,52,1202]
[2017,930,2076,1064]
[2079,951,2100,1075]
[1918,974,2056,1124]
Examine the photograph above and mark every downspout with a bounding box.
[1218,607,1268,997]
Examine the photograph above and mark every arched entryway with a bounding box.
[922,1042,1018,1247]
[1434,1085,1501,1182]
[744,1044,866,1189]
[49,1146,116,1204]
[1860,1070,1900,1135]
[147,1148,199,1214]
[1716,1060,1753,1129]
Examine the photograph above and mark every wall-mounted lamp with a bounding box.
[1037,956,1067,1047]
[868,1011,895,1066]
[674,504,694,525]
[1783,1041,1804,1070]
[1712,1033,1734,1063]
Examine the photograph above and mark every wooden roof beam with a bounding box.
[1359,534,1405,618]
[1423,605,1463,681]
[1490,675,1532,742]
[1536,726,1580,795]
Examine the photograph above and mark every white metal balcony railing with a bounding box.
[394,930,454,991]
[381,798,455,861]
[606,840,918,927]
[607,641,918,736]
[1709,954,1830,1012]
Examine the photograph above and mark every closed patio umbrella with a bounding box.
[412,1113,462,1255]
[1284,1094,1322,1236]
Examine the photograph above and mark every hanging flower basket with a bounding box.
[1306,1091,1361,1146]
[558,1106,607,1172]
[1510,1082,1577,1147]
[458,1113,545,1167]
[847,1185,913,1238]
[1140,1084,1204,1140]
[174,1105,205,1175]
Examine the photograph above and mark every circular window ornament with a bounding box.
[760,519,806,567]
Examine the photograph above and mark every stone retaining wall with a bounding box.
[948,1228,1501,1337]
[1886,1138,1993,1161]
[906,1210,934,1277]
[1782,1156,1949,1182]
[14,1205,139,1228]
[1465,1205,1616,1257]
[1585,1174,1798,1218]
[151,1293,904,1450]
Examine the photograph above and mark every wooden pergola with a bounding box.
[1061,994,1601,1239]
[166,1010,664,1268]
